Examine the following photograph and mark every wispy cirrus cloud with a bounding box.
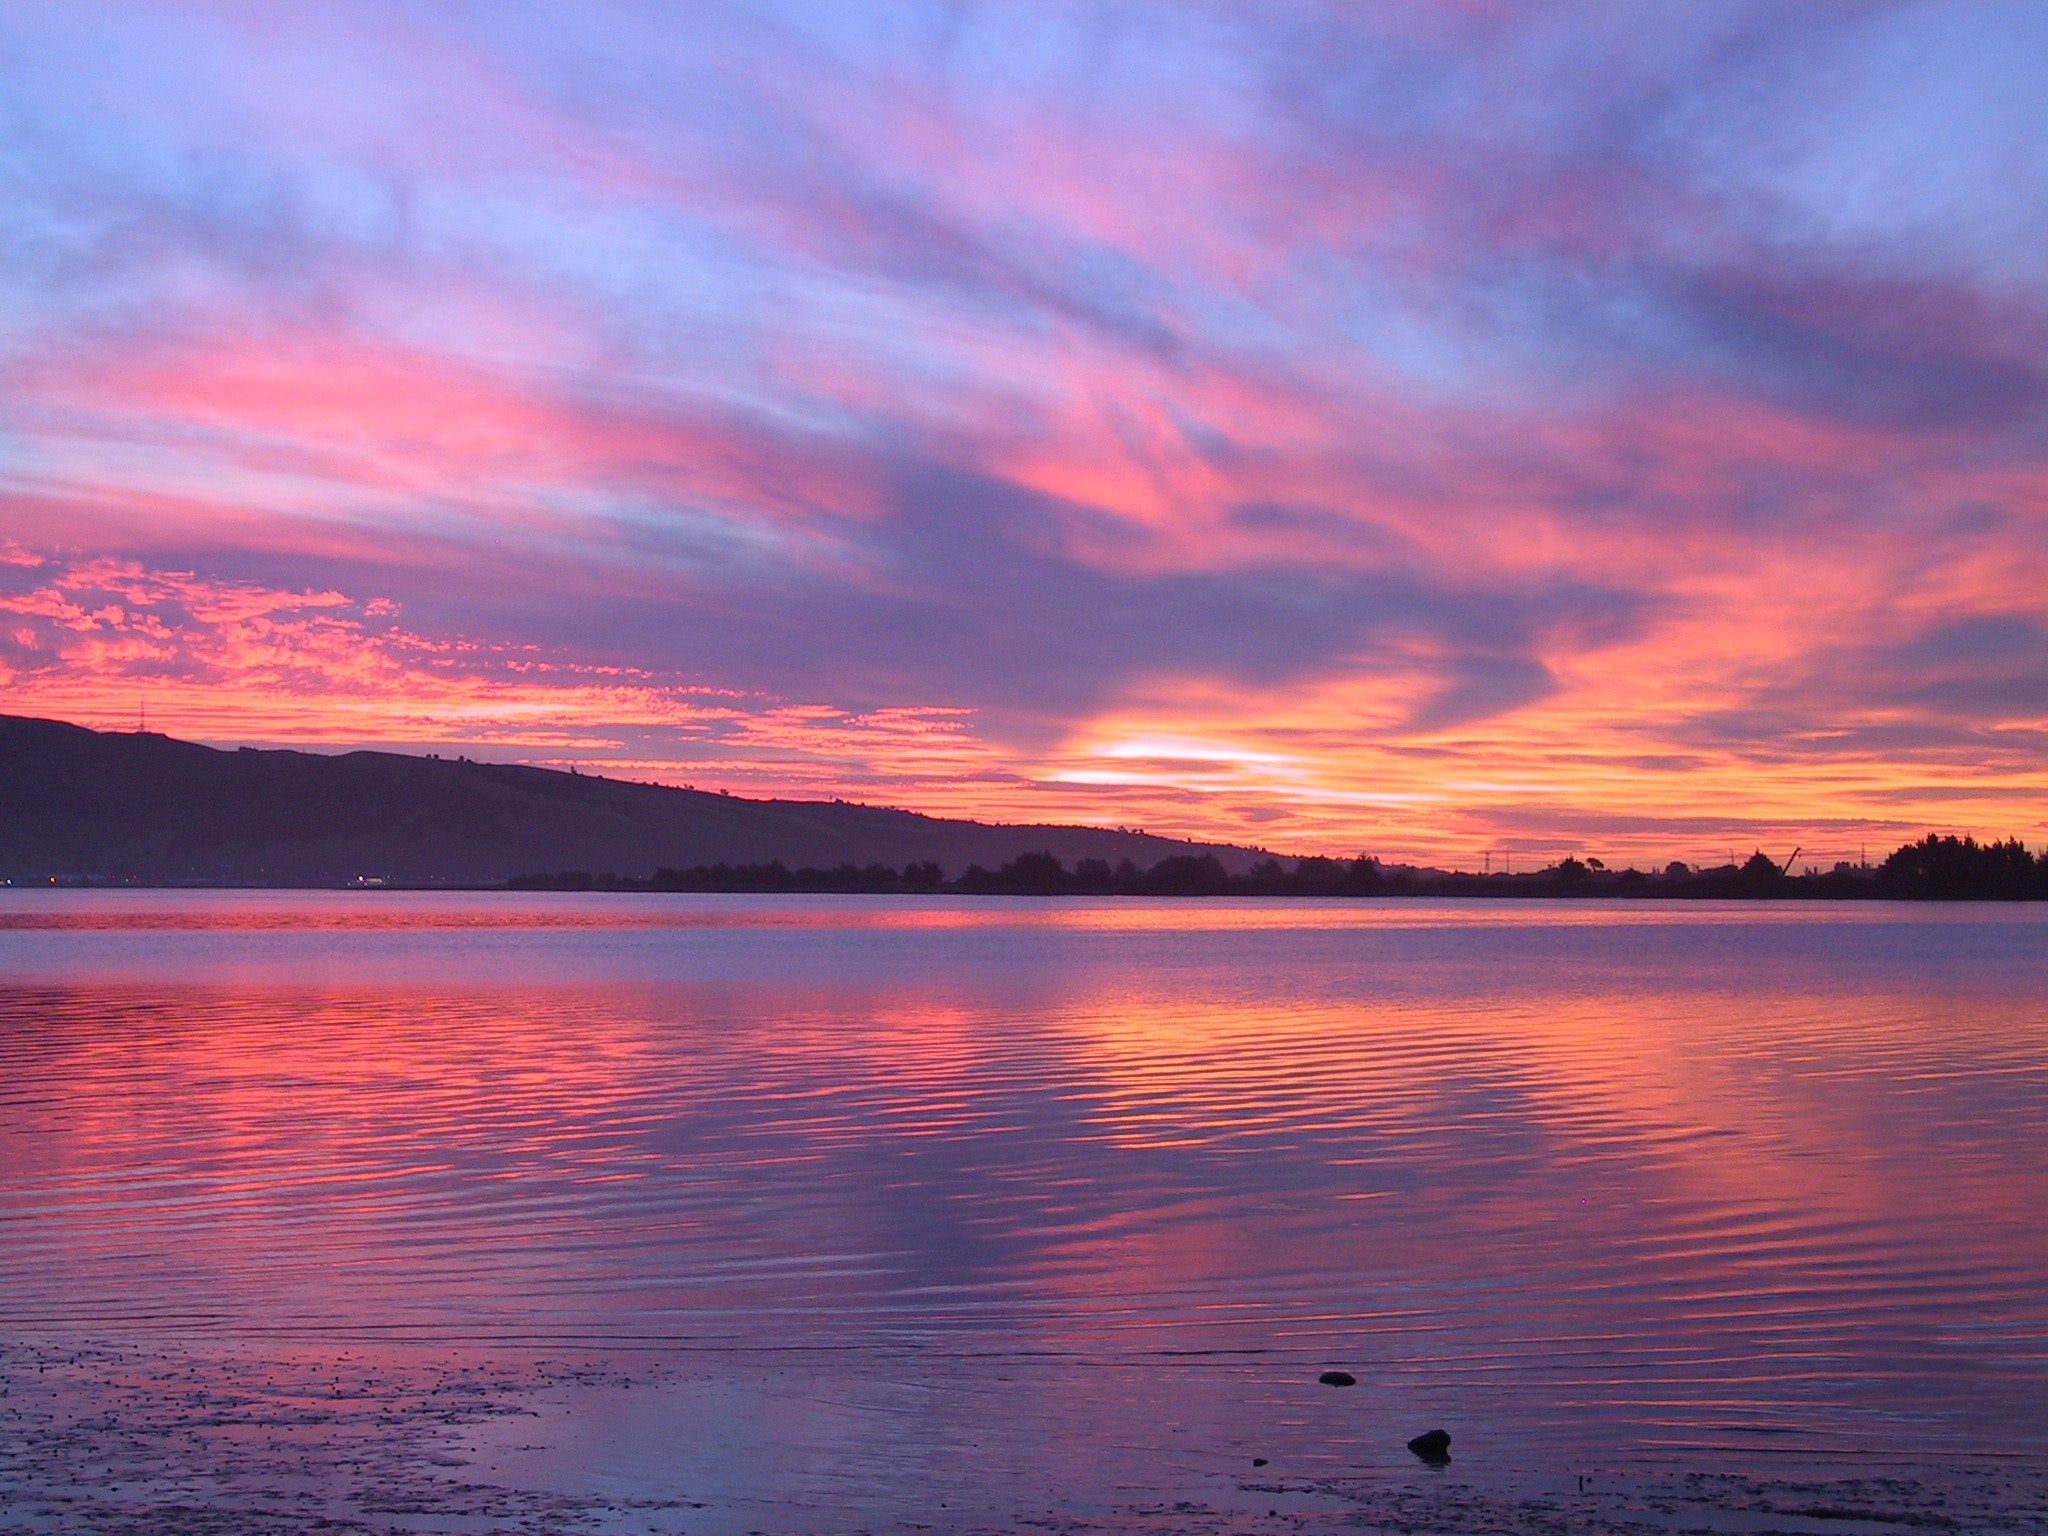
[3,2,2047,862]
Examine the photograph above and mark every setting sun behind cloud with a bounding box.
[3,3,2045,865]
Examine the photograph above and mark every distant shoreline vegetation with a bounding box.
[508,835,2048,901]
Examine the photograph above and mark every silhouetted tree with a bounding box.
[1290,856,1344,895]
[996,851,1067,893]
[515,832,2042,901]
[1073,858,1114,892]
[1140,854,1232,895]
[1739,851,1785,890]
[1877,834,2037,900]
[1340,856,1383,895]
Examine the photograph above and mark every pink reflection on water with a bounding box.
[2,894,2046,1507]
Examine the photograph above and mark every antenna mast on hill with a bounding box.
[138,695,146,734]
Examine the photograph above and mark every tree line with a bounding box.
[507,834,2048,900]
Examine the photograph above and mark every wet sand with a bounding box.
[7,1339,2044,1536]
[0,1340,682,1534]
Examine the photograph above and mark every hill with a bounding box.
[0,715,1279,886]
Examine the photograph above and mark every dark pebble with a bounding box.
[1252,1457,1268,1467]
[1407,1428,1451,1464]
[1317,1370,1356,1387]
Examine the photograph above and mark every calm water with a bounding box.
[3,893,2046,1530]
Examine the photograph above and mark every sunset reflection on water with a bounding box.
[4,893,2047,1507]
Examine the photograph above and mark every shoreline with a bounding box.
[7,880,2048,902]
[8,1336,2047,1536]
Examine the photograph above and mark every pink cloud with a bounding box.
[4,5,2048,867]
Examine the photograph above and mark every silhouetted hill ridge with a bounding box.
[0,714,1277,885]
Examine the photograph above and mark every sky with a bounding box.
[3,1,2046,867]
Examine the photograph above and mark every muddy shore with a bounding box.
[6,1340,2044,1536]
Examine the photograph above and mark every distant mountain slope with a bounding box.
[0,715,1281,885]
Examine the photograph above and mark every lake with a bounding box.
[3,893,2046,1533]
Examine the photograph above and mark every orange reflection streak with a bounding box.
[991,948,2048,1337]
[9,898,2045,1375]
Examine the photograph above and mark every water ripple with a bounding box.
[3,894,2046,1461]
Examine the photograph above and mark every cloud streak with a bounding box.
[3,1,2046,863]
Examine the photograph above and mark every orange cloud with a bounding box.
[0,553,1017,802]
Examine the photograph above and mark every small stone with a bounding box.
[1407,1428,1451,1464]
[1251,1457,1268,1467]
[1317,1370,1356,1387]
